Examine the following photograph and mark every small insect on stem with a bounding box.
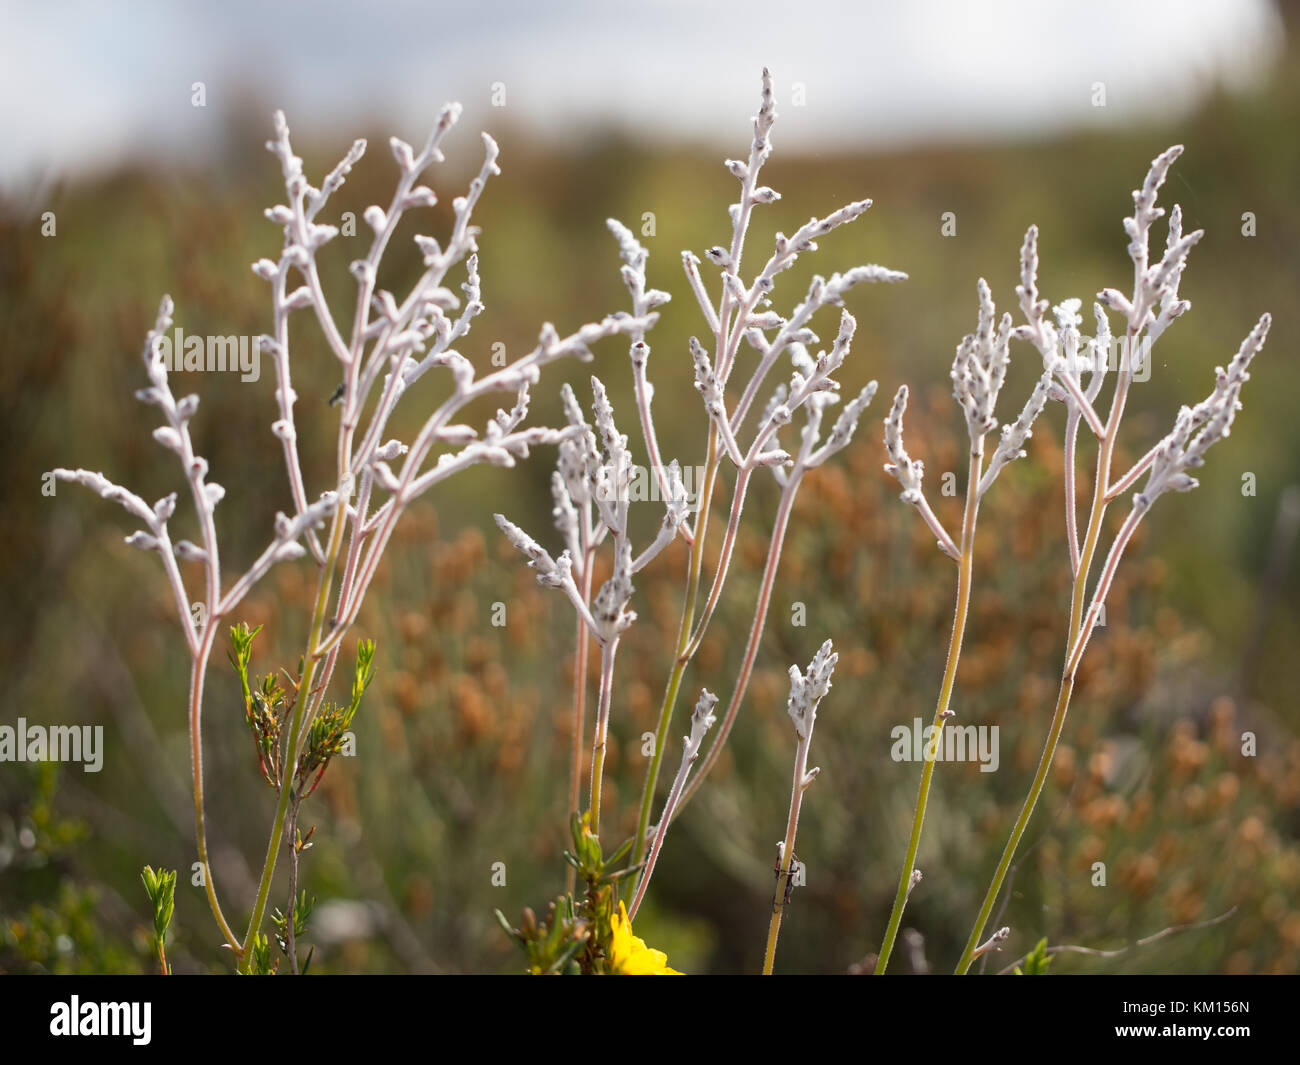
[773,850,798,908]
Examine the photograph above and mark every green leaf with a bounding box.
[1014,937,1052,975]
[493,908,523,945]
[140,865,176,944]
[245,932,277,975]
[602,836,635,872]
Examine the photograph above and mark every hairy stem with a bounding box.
[240,496,349,971]
[589,637,620,837]
[763,732,811,975]
[628,731,697,921]
[682,465,753,659]
[1064,407,1081,574]
[956,338,1136,974]
[675,469,801,816]
[956,673,1074,974]
[188,627,242,953]
[565,545,595,895]
[875,446,982,973]
[285,800,301,975]
[631,430,720,866]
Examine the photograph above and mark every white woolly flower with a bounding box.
[1137,314,1270,509]
[786,639,838,740]
[883,386,925,504]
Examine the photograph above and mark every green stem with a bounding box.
[674,469,801,818]
[955,353,1132,974]
[875,447,982,974]
[285,799,302,975]
[762,732,811,975]
[589,638,620,837]
[564,550,595,896]
[238,499,348,972]
[954,675,1074,974]
[631,431,720,869]
[189,629,242,954]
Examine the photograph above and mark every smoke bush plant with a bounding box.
[492,70,902,973]
[48,70,1269,975]
[52,103,649,973]
[874,145,1270,974]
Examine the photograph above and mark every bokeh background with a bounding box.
[2,0,1297,974]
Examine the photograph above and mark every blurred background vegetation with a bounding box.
[2,12,1298,975]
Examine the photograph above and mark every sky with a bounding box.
[0,0,1285,190]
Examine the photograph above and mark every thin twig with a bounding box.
[995,907,1238,974]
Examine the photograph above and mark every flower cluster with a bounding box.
[52,99,651,971]
[875,141,1271,976]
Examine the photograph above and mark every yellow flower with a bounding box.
[608,901,682,974]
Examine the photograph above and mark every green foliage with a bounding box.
[229,626,376,801]
[0,765,145,974]
[1,883,144,975]
[272,889,314,956]
[227,622,262,700]
[245,933,277,976]
[296,639,375,799]
[231,622,293,787]
[494,898,589,975]
[498,812,641,974]
[1015,938,1053,975]
[351,639,376,711]
[229,628,376,970]
[140,865,176,953]
[247,674,290,788]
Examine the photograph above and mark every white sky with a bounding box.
[0,0,1284,190]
